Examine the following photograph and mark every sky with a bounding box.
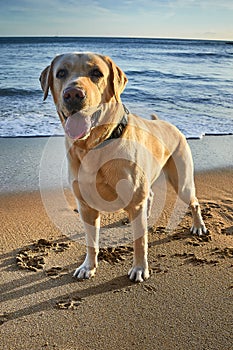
[0,0,233,40]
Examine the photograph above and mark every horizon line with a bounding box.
[0,35,232,42]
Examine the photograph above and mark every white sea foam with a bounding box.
[0,37,233,138]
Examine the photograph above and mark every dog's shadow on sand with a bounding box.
[1,254,134,324]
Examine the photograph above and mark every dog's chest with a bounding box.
[78,162,129,211]
[73,146,137,211]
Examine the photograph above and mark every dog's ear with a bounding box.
[39,65,52,101]
[105,56,128,102]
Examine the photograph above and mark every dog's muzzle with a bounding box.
[63,86,86,113]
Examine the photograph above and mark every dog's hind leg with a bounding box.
[164,139,207,236]
[127,201,150,282]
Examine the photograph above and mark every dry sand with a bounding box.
[0,137,233,350]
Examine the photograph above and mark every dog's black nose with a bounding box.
[63,87,86,103]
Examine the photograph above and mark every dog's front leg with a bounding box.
[127,203,150,282]
[73,204,100,279]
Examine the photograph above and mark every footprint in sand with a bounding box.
[151,264,169,274]
[45,266,68,278]
[187,230,212,245]
[113,286,132,294]
[56,297,83,310]
[16,239,70,272]
[98,246,133,264]
[52,242,70,252]
[172,252,219,266]
[211,247,233,259]
[16,250,46,271]
[148,226,169,235]
[34,239,70,253]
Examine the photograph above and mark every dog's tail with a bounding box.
[151,114,159,121]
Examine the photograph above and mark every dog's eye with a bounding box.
[56,69,68,79]
[90,68,103,80]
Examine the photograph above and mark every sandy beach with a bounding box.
[0,136,232,350]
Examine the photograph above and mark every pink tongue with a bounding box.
[65,113,92,140]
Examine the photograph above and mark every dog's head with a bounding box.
[40,52,128,140]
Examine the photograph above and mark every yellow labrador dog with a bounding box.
[40,52,206,282]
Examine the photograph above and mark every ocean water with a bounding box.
[0,37,233,139]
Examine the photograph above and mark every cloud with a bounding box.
[170,0,233,10]
[2,0,233,18]
[0,0,232,39]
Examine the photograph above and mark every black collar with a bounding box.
[107,105,129,140]
[92,104,129,150]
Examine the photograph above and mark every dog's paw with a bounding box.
[128,266,150,283]
[73,263,96,279]
[190,223,207,236]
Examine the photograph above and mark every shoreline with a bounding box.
[0,131,232,138]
